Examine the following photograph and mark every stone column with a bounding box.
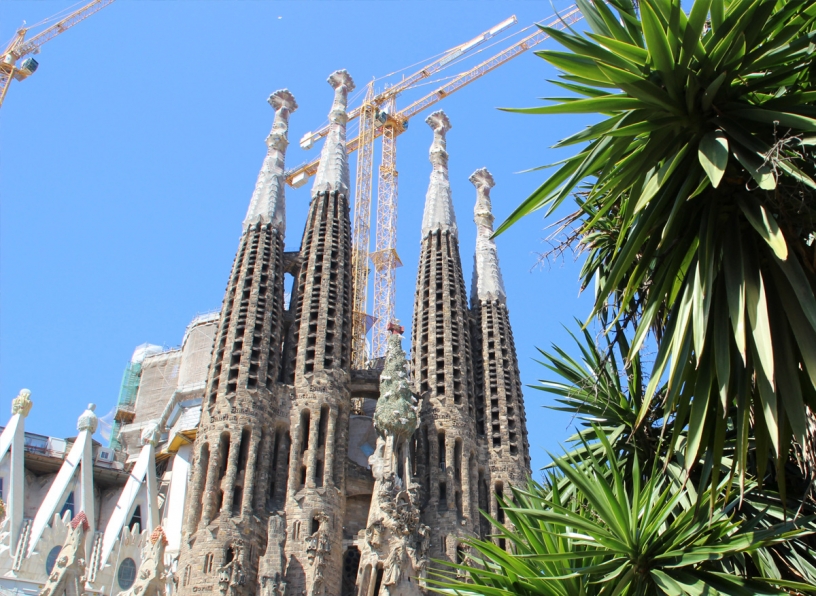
[202,441,223,525]
[322,409,337,487]
[306,409,320,488]
[242,431,262,515]
[462,452,472,522]
[429,429,439,507]
[220,433,242,515]
[254,429,273,515]
[445,438,455,510]
[288,419,304,495]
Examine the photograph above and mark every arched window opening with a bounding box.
[317,405,329,448]
[438,432,446,470]
[232,486,243,516]
[218,432,231,482]
[128,505,142,532]
[300,410,311,453]
[60,491,74,520]
[438,482,447,510]
[237,427,251,474]
[341,546,361,596]
[372,564,385,596]
[203,553,214,574]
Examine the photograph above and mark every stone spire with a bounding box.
[421,111,457,238]
[243,89,298,233]
[470,168,506,303]
[312,70,355,195]
[469,169,531,508]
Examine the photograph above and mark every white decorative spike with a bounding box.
[312,70,355,196]
[470,168,506,303]
[243,89,298,233]
[421,110,457,238]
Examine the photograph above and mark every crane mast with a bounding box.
[0,0,116,108]
[350,83,379,369]
[370,98,403,362]
[287,6,584,367]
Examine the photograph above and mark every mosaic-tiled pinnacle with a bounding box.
[470,168,506,303]
[312,70,355,196]
[421,110,457,238]
[373,331,418,440]
[244,89,297,233]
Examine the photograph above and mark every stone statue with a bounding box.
[261,573,287,596]
[306,514,331,596]
[382,543,404,588]
[217,544,246,596]
[365,520,384,548]
[40,512,89,596]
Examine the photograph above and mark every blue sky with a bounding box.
[0,0,598,476]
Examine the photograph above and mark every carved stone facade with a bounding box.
[175,74,529,596]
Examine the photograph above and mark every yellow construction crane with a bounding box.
[289,6,584,367]
[0,0,116,109]
[342,16,519,369]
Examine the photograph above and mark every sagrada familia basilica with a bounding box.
[0,69,529,596]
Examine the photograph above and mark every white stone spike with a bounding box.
[243,89,298,233]
[421,110,457,238]
[470,168,506,303]
[312,70,355,196]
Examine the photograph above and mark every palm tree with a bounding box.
[496,0,816,491]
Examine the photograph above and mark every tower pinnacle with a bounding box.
[244,89,297,232]
[470,168,506,303]
[421,110,456,238]
[312,69,355,195]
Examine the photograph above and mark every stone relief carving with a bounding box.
[40,512,89,596]
[217,543,246,596]
[117,526,168,596]
[260,573,287,596]
[306,513,331,596]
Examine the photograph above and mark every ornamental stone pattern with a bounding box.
[176,74,530,596]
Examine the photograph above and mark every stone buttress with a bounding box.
[468,168,530,543]
[177,90,297,596]
[410,111,480,567]
[281,70,355,596]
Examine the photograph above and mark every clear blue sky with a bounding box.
[0,0,597,477]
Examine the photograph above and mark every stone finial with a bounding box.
[313,70,355,196]
[11,388,32,418]
[70,511,89,531]
[77,403,98,433]
[243,89,298,233]
[141,421,161,447]
[373,333,418,440]
[421,110,457,238]
[470,167,496,230]
[150,526,168,545]
[266,89,298,151]
[470,168,506,303]
[327,69,355,116]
